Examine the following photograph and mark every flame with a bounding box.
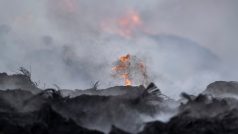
[117,11,142,37]
[112,54,132,86]
[112,54,149,86]
[121,74,132,86]
[101,10,143,38]
[119,54,130,62]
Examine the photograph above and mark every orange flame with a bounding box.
[112,54,132,86]
[119,54,130,62]
[121,74,132,86]
[112,54,149,86]
[117,11,142,37]
[101,10,143,38]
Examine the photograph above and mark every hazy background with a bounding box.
[0,0,237,98]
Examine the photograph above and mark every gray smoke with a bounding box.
[0,0,238,99]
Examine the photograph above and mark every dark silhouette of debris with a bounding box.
[204,81,238,97]
[0,104,103,134]
[1,72,238,134]
[0,72,40,94]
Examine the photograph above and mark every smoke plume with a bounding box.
[0,0,238,98]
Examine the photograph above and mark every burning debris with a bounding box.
[112,54,149,86]
[112,54,132,86]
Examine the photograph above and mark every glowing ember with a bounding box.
[112,54,149,86]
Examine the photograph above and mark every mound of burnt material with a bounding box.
[0,89,40,112]
[0,104,103,134]
[2,70,238,134]
[61,83,173,101]
[61,85,146,99]
[137,94,238,134]
[53,83,176,133]
[0,88,103,134]
[109,126,131,134]
[0,72,40,94]
[140,110,238,134]
[0,78,175,134]
[203,81,238,97]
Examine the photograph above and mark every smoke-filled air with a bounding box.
[1,0,238,134]
[1,0,238,98]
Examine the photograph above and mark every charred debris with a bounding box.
[1,70,238,134]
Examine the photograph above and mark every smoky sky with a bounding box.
[0,0,238,98]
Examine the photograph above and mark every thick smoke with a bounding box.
[0,0,238,98]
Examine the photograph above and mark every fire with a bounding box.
[117,11,142,37]
[101,10,143,38]
[122,74,132,86]
[112,55,130,71]
[112,54,132,86]
[119,54,130,62]
[112,54,149,86]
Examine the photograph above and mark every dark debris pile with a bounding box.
[0,72,238,134]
